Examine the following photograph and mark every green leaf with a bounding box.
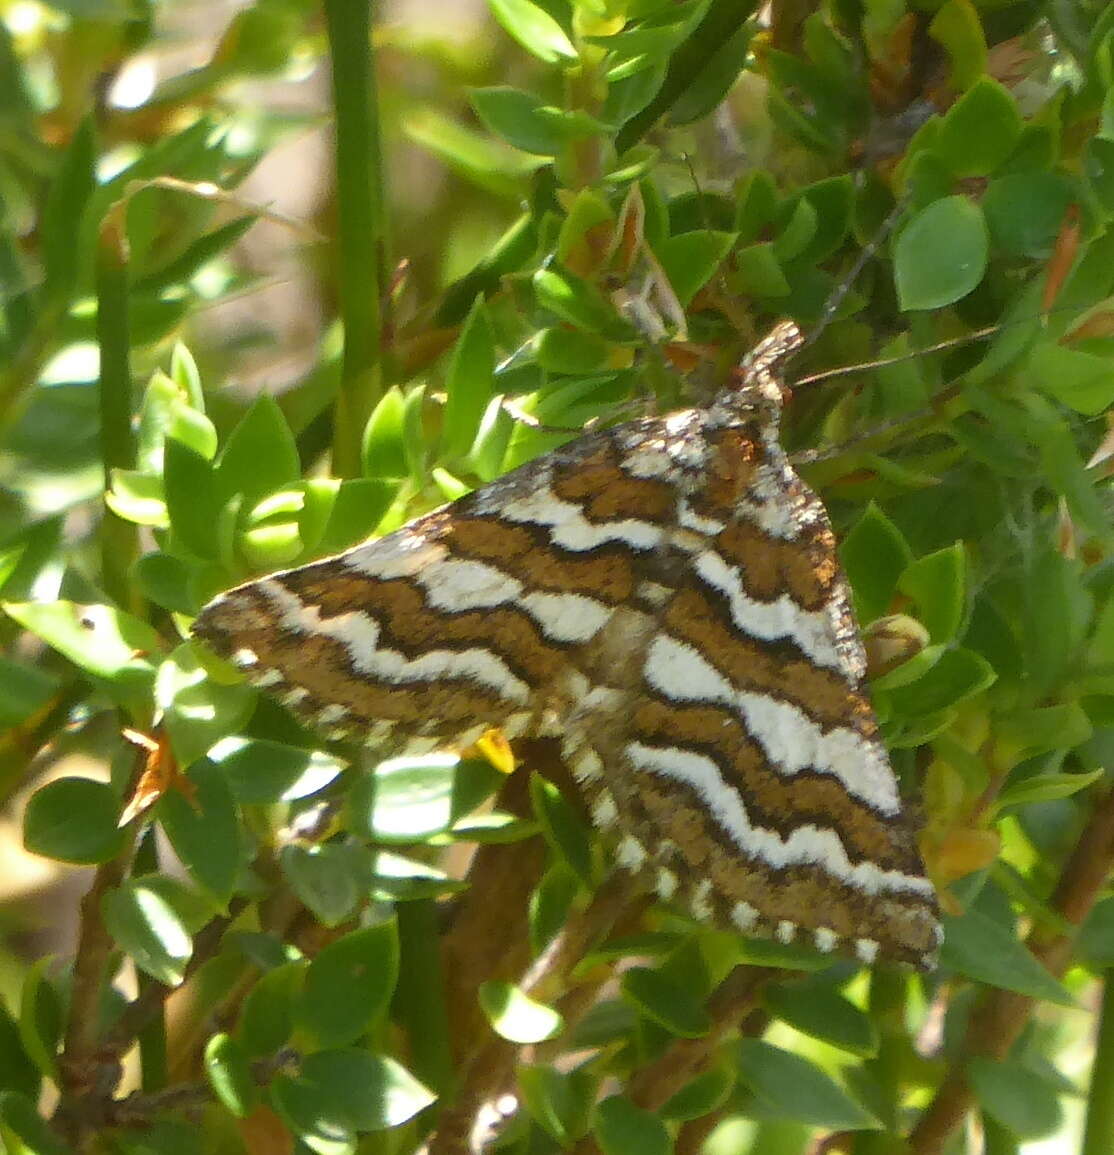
[4,600,159,684]
[240,961,303,1057]
[656,230,736,306]
[298,1049,436,1130]
[164,437,222,559]
[157,759,242,906]
[106,469,168,527]
[487,0,576,63]
[530,773,594,887]
[994,705,1095,772]
[1030,341,1114,416]
[983,172,1076,258]
[593,1096,672,1155]
[884,647,996,716]
[660,1066,733,1123]
[479,981,563,1043]
[361,388,408,479]
[530,863,581,954]
[621,967,710,1038]
[442,297,495,460]
[0,657,59,727]
[928,0,987,90]
[41,116,95,306]
[895,196,988,311]
[315,478,398,553]
[839,503,912,623]
[157,643,254,767]
[535,327,611,374]
[940,908,1074,1005]
[298,920,400,1048]
[215,394,301,509]
[18,959,62,1082]
[0,1091,72,1155]
[730,243,790,298]
[897,544,966,643]
[763,984,878,1058]
[0,1003,39,1102]
[369,850,467,902]
[23,777,126,865]
[734,1039,880,1130]
[518,1064,594,1146]
[280,843,362,928]
[208,737,345,803]
[932,77,1021,178]
[667,20,752,128]
[103,879,193,986]
[533,266,620,333]
[472,87,604,155]
[204,1032,257,1118]
[969,1057,1063,1138]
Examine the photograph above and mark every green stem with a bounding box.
[133,829,168,1093]
[95,206,140,613]
[323,0,385,478]
[1083,970,1114,1155]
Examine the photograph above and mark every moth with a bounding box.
[194,321,941,968]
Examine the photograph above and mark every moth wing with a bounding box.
[193,421,677,750]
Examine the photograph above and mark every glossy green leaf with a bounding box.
[472,87,579,155]
[940,909,1074,1005]
[314,478,398,554]
[928,0,987,90]
[103,879,193,986]
[214,394,300,509]
[734,1039,880,1130]
[208,737,345,803]
[157,759,242,905]
[298,920,400,1048]
[351,752,460,842]
[895,196,988,311]
[530,772,594,887]
[593,1096,672,1155]
[106,469,168,527]
[0,1003,39,1103]
[530,863,580,954]
[368,850,467,902]
[24,777,126,865]
[667,20,752,127]
[204,1032,256,1118]
[730,243,790,298]
[621,966,710,1038]
[480,981,563,1043]
[486,0,575,63]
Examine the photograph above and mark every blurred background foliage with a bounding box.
[3,0,1114,1153]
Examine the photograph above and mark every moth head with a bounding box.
[710,320,805,431]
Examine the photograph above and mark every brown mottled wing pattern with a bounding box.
[193,321,941,968]
[193,419,686,754]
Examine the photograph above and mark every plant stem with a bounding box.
[323,0,385,478]
[96,204,140,613]
[133,829,168,1092]
[1083,970,1114,1155]
[910,787,1114,1154]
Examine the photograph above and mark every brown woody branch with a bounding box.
[909,786,1114,1155]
